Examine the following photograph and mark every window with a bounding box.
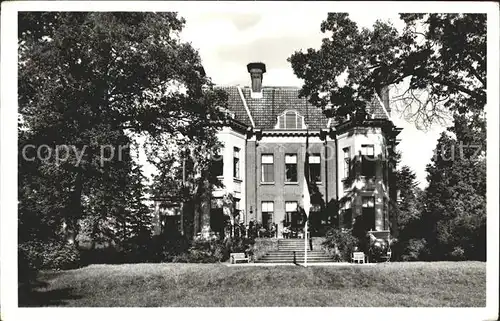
[261,201,274,229]
[212,151,224,177]
[362,196,375,231]
[343,147,350,179]
[361,144,375,177]
[277,111,304,129]
[261,154,274,182]
[285,154,298,182]
[159,203,182,234]
[285,201,298,227]
[285,112,297,128]
[362,157,376,177]
[163,215,182,234]
[210,197,225,235]
[233,147,240,178]
[309,154,321,182]
[361,144,375,157]
[342,199,352,228]
[362,196,375,208]
[234,198,241,220]
[285,201,305,228]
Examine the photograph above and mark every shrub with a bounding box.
[18,240,81,274]
[224,236,255,259]
[322,228,359,262]
[153,232,191,262]
[119,230,155,263]
[171,252,190,263]
[398,238,429,261]
[18,241,43,284]
[450,246,466,260]
[79,246,122,265]
[368,238,389,262]
[47,242,81,270]
[172,238,230,263]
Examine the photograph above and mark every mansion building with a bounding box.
[155,62,401,239]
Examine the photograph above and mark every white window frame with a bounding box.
[285,201,298,224]
[362,196,375,208]
[233,147,240,179]
[275,110,306,129]
[262,201,274,212]
[285,154,297,164]
[343,147,350,180]
[213,148,224,177]
[361,144,375,157]
[309,154,321,182]
[261,154,274,183]
[309,155,320,164]
[285,153,298,183]
[285,201,298,212]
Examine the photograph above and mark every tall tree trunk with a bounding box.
[193,196,201,239]
[199,179,212,238]
[193,178,211,239]
[64,171,83,246]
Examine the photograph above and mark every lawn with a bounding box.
[19,261,486,307]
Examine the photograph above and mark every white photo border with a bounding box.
[1,2,498,321]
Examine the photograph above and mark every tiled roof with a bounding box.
[366,94,390,120]
[242,87,329,130]
[218,86,389,130]
[219,86,252,126]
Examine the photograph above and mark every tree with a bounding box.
[117,164,154,261]
[422,114,486,260]
[148,128,225,239]
[392,166,426,260]
[18,13,226,252]
[395,166,422,231]
[288,13,485,128]
[288,12,486,262]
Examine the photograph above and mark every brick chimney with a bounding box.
[247,62,266,97]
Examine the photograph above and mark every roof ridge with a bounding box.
[237,86,255,128]
[373,89,391,121]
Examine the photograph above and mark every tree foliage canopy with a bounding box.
[288,13,486,128]
[422,114,486,260]
[18,12,227,247]
[290,13,487,261]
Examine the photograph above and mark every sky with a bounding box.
[172,10,448,188]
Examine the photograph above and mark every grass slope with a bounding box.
[19,261,486,307]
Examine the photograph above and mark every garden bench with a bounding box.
[230,252,250,264]
[352,251,366,264]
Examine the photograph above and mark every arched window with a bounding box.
[276,111,305,129]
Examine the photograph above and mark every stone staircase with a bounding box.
[256,239,334,263]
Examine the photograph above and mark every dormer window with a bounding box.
[276,111,305,129]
